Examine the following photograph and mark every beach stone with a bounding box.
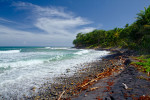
[124,59,131,66]
[34,96,40,99]
[66,68,71,73]
[84,93,88,97]
[103,97,111,100]
[30,49,150,100]
[30,86,36,91]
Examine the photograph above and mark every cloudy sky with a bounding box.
[0,0,150,46]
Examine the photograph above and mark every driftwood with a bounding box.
[58,90,65,100]
[79,68,114,89]
[90,87,99,91]
[80,78,98,88]
[122,83,128,89]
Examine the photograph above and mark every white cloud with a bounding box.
[0,25,74,46]
[0,17,14,23]
[14,2,94,34]
[13,2,73,18]
[35,17,91,36]
[0,2,99,46]
[76,27,96,33]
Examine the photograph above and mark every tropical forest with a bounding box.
[73,6,150,53]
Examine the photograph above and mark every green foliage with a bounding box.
[135,58,150,73]
[73,6,150,53]
[87,44,98,49]
[133,55,150,73]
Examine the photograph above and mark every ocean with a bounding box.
[0,46,110,99]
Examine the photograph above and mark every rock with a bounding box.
[84,93,88,97]
[30,86,36,91]
[34,96,40,99]
[66,69,70,73]
[123,59,131,66]
[104,96,111,100]
[109,95,115,100]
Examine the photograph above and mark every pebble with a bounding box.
[84,93,88,97]
[29,53,126,99]
[30,87,36,91]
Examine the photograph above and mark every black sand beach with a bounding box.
[26,48,150,100]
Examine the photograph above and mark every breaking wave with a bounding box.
[0,50,21,54]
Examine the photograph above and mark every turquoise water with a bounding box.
[0,47,109,99]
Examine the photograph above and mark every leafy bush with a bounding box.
[135,56,150,73]
[73,6,150,53]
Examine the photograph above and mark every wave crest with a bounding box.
[74,50,90,55]
[0,50,21,54]
[44,47,69,50]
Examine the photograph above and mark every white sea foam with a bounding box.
[44,47,51,49]
[40,47,69,50]
[74,50,90,55]
[0,50,21,54]
[0,60,44,69]
[51,47,69,50]
[0,48,110,99]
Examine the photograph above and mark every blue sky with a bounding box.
[0,0,150,46]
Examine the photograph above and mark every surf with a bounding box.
[0,50,21,54]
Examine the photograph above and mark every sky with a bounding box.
[0,0,150,46]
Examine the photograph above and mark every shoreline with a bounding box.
[26,48,150,99]
[25,49,112,99]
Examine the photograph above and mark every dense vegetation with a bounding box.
[132,55,150,75]
[73,6,150,53]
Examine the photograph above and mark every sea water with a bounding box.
[0,46,109,99]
